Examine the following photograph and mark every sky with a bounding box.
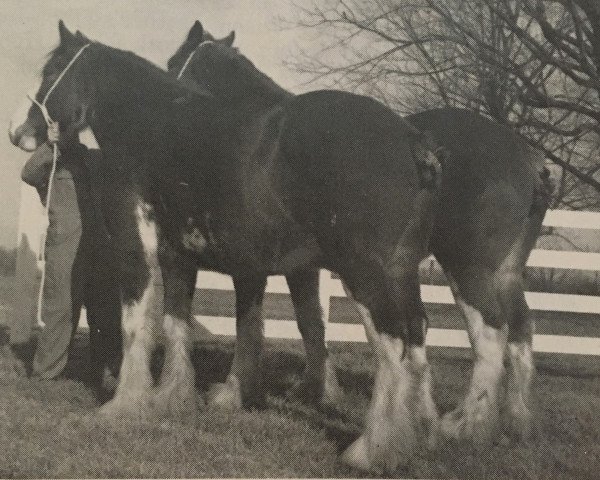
[0,0,320,247]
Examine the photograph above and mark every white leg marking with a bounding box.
[409,345,439,448]
[442,297,507,443]
[506,340,534,439]
[340,299,418,473]
[102,201,160,420]
[320,356,343,405]
[155,314,197,418]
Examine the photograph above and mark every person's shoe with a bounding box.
[1,344,28,377]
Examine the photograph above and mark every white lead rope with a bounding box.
[26,98,58,327]
[24,43,91,326]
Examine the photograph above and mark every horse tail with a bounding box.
[403,117,446,191]
[519,163,554,263]
[530,165,553,221]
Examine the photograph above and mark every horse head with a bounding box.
[167,20,235,79]
[9,21,96,152]
[168,21,290,107]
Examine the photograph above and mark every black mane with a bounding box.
[191,43,292,106]
[44,39,213,103]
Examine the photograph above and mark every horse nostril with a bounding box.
[8,122,19,145]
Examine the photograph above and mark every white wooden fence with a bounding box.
[193,209,600,356]
[12,183,600,355]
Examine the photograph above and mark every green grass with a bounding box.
[1,332,599,478]
[1,274,600,478]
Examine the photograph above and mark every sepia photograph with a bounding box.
[0,0,599,478]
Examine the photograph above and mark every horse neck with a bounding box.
[209,59,292,109]
[88,50,198,148]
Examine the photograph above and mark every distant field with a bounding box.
[1,275,600,478]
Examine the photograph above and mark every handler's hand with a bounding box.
[47,121,60,144]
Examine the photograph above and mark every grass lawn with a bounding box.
[1,274,600,478]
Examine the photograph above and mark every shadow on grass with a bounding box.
[122,336,368,453]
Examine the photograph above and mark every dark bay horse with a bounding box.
[169,22,343,408]
[9,22,443,473]
[169,21,552,449]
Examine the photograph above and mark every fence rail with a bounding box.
[193,209,600,356]
[14,197,600,355]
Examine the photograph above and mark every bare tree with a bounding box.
[287,0,600,206]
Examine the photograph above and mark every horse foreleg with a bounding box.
[154,251,198,420]
[100,204,161,420]
[105,287,158,417]
[286,268,341,405]
[207,273,267,409]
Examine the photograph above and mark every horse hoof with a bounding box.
[99,394,151,422]
[287,365,343,407]
[322,364,344,406]
[420,412,440,450]
[206,378,242,410]
[341,429,415,474]
[505,405,532,441]
[341,436,372,472]
[152,387,199,421]
[440,399,499,445]
[286,377,322,405]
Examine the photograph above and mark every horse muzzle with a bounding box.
[8,121,40,152]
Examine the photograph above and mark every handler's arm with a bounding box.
[20,122,61,188]
[20,143,58,188]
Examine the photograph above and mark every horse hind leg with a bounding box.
[349,281,439,448]
[441,268,507,445]
[286,268,342,406]
[504,204,544,441]
[207,274,267,409]
[407,311,439,449]
[340,266,437,473]
[501,271,534,441]
[153,254,199,420]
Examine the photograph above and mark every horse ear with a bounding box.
[58,20,76,45]
[75,30,90,42]
[219,31,235,47]
[187,20,204,42]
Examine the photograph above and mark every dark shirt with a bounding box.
[21,142,110,247]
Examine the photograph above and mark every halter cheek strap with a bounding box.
[176,40,213,80]
[27,43,91,126]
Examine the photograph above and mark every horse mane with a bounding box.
[44,39,213,101]
[202,44,292,104]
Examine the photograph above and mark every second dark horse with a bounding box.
[168,21,552,452]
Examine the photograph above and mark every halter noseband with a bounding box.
[28,43,91,126]
[176,40,213,80]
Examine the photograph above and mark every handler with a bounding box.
[20,122,122,390]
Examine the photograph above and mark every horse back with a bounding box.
[277,90,427,250]
[408,107,547,268]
